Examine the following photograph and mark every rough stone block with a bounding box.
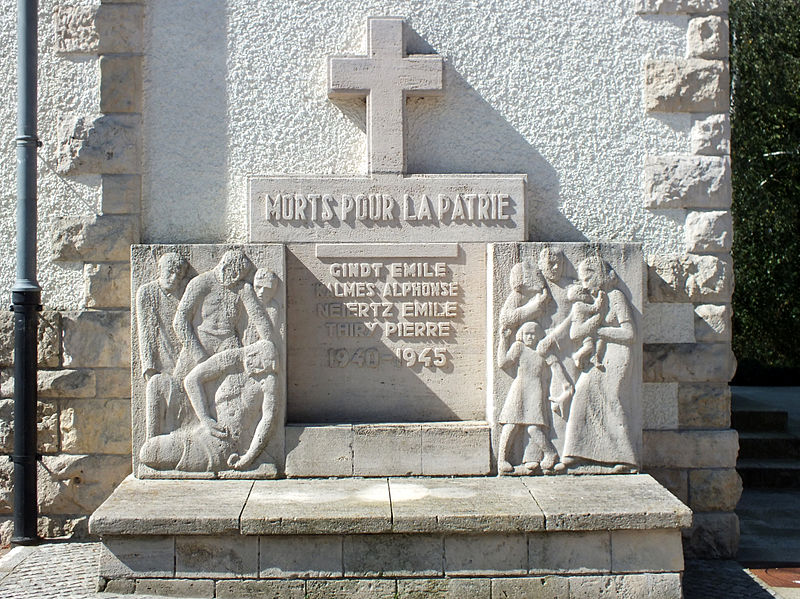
[0,310,61,368]
[39,454,131,515]
[691,114,730,155]
[694,304,731,342]
[643,303,694,344]
[644,59,729,113]
[645,468,689,504]
[55,4,144,54]
[677,382,731,428]
[101,55,143,114]
[63,310,131,368]
[683,511,739,559]
[259,535,343,578]
[689,468,742,512]
[135,578,214,598]
[38,368,96,398]
[343,534,443,577]
[99,535,174,578]
[102,175,141,214]
[284,425,352,477]
[305,580,396,599]
[643,429,738,469]
[103,578,136,594]
[52,215,138,262]
[56,114,142,175]
[610,529,683,573]
[399,578,491,599]
[60,398,131,454]
[569,573,682,598]
[352,424,422,476]
[444,534,527,576]
[642,382,679,430]
[643,343,736,383]
[687,16,729,58]
[0,399,58,455]
[685,210,732,252]
[635,0,729,14]
[490,576,569,599]
[643,156,730,209]
[528,531,610,574]
[216,579,305,599]
[95,368,131,398]
[84,263,131,308]
[421,422,491,475]
[647,253,733,303]
[176,535,258,579]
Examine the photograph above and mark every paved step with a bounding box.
[738,432,800,460]
[731,408,789,433]
[737,459,800,489]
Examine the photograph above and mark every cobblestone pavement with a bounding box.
[0,542,794,599]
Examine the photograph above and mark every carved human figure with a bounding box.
[138,340,280,472]
[557,256,638,473]
[497,321,560,474]
[497,262,549,359]
[243,268,281,346]
[565,283,607,371]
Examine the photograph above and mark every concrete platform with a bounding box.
[89,475,692,598]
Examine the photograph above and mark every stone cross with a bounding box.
[328,16,443,175]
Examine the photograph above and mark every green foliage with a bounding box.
[730,0,800,382]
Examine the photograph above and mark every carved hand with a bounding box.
[227,452,253,470]
[200,417,227,440]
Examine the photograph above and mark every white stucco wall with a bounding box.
[143,0,689,254]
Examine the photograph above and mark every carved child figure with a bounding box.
[497,262,549,360]
[497,321,559,474]
[565,282,607,372]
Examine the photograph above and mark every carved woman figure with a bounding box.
[558,256,638,473]
[497,261,550,361]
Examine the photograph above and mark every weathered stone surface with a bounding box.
[569,573,682,598]
[647,253,733,303]
[643,429,738,469]
[643,343,736,382]
[389,477,544,533]
[176,535,258,578]
[38,368,96,398]
[677,382,731,428]
[306,580,396,599]
[352,424,422,476]
[685,210,732,252]
[694,303,731,342]
[38,514,90,539]
[60,398,131,454]
[135,578,214,598]
[490,576,569,599]
[102,175,141,214]
[95,368,131,398]
[635,0,729,14]
[0,399,58,456]
[610,529,683,573]
[687,16,729,58]
[84,263,131,308]
[645,468,689,504]
[528,531,610,574]
[99,535,174,579]
[63,310,130,368]
[643,303,694,344]
[445,533,527,576]
[241,478,391,535]
[216,580,305,599]
[683,512,739,559]
[689,468,742,512]
[344,534,443,577]
[691,113,730,155]
[644,59,729,112]
[259,535,343,578]
[643,156,731,209]
[55,4,144,54]
[422,422,491,475]
[101,56,143,114]
[399,578,491,599]
[285,425,352,478]
[521,474,692,531]
[0,310,61,368]
[52,215,138,262]
[56,114,142,175]
[642,382,679,430]
[39,454,131,515]
[102,578,136,594]
[89,477,252,535]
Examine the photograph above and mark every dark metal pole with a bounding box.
[11,0,40,546]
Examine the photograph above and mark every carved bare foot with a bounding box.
[498,460,514,474]
[522,461,540,475]
[540,454,558,471]
[553,462,567,473]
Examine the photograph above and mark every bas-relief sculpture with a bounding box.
[490,243,643,476]
[131,245,286,479]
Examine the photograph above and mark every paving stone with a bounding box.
[259,535,343,578]
[677,382,731,428]
[84,262,131,308]
[176,535,258,578]
[398,578,490,599]
[491,576,569,599]
[643,343,736,383]
[63,310,131,368]
[89,477,252,535]
[521,474,692,531]
[683,512,739,559]
[343,533,443,577]
[284,425,352,477]
[352,424,422,476]
[216,579,305,599]
[60,398,131,454]
[389,477,544,533]
[421,422,491,475]
[685,210,732,253]
[643,59,729,112]
[687,15,729,59]
[648,253,733,303]
[691,114,730,155]
[241,478,391,534]
[642,382,679,430]
[611,529,684,573]
[444,533,527,576]
[101,55,143,113]
[643,156,731,209]
[643,303,695,344]
[52,215,138,263]
[694,303,731,342]
[102,174,141,214]
[135,578,215,598]
[305,579,396,599]
[643,429,738,469]
[528,531,610,574]
[98,535,174,578]
[635,0,729,14]
[688,468,742,512]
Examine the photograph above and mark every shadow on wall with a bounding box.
[329,25,585,245]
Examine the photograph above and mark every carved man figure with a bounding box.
[138,340,280,472]
[244,268,281,346]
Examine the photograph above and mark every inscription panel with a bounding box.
[287,243,486,422]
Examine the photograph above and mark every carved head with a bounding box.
[158,253,187,293]
[517,321,543,347]
[509,262,544,294]
[253,269,279,303]
[577,256,617,292]
[243,340,278,376]
[538,247,565,283]
[215,249,253,287]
